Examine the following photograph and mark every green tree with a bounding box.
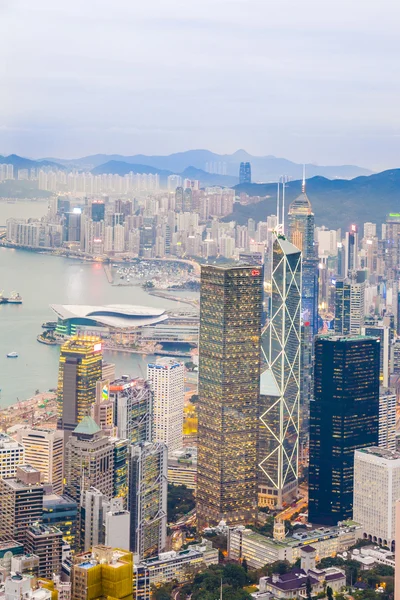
[242,558,248,573]
[223,564,248,588]
[326,586,333,600]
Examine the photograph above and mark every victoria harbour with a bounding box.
[0,235,195,406]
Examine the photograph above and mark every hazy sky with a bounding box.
[1,0,400,168]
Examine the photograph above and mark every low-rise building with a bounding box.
[133,540,218,599]
[259,546,345,599]
[167,448,197,490]
[228,521,361,569]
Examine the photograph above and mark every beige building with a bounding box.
[353,447,400,551]
[17,428,64,495]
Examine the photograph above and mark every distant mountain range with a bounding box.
[42,149,372,181]
[0,154,62,171]
[228,170,400,231]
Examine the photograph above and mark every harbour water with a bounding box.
[0,203,198,406]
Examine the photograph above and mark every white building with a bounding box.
[104,498,130,550]
[378,391,396,451]
[17,428,64,494]
[353,447,400,551]
[0,434,24,479]
[147,358,184,454]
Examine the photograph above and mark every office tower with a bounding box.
[90,201,105,222]
[71,546,133,600]
[0,434,24,478]
[385,213,400,281]
[64,417,114,505]
[334,276,365,335]
[259,237,301,509]
[81,488,105,551]
[309,335,380,525]
[197,265,263,527]
[128,442,167,560]
[147,358,184,454]
[344,224,359,275]
[42,493,77,547]
[64,212,82,243]
[353,447,400,551]
[379,391,396,451]
[17,428,64,495]
[363,222,377,239]
[183,188,192,212]
[361,324,390,387]
[0,466,44,543]
[105,498,130,550]
[110,377,152,445]
[25,524,63,578]
[175,187,184,212]
[57,336,103,431]
[92,380,115,434]
[112,438,129,504]
[239,162,252,184]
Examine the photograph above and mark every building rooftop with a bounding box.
[318,334,381,343]
[356,446,400,461]
[73,416,101,436]
[0,433,23,450]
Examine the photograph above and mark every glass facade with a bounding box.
[42,494,78,548]
[308,335,380,525]
[196,265,263,528]
[57,336,103,430]
[259,237,301,508]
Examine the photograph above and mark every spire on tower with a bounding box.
[302,164,306,194]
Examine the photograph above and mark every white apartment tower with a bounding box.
[147,358,184,454]
[353,447,400,551]
[379,391,396,451]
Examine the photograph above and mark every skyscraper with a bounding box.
[57,336,103,431]
[344,224,359,275]
[196,265,263,528]
[259,236,301,508]
[147,358,184,454]
[128,441,167,560]
[110,378,153,445]
[334,275,365,335]
[239,162,251,184]
[25,524,63,578]
[90,201,105,222]
[17,428,64,495]
[0,434,24,479]
[309,335,380,525]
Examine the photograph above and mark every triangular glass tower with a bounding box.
[259,235,301,509]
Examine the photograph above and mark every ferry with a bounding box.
[7,291,22,304]
[6,352,18,358]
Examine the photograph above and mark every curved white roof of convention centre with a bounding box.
[50,304,168,329]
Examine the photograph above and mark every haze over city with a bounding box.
[2,0,400,169]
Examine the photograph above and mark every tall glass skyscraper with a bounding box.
[239,162,252,184]
[57,336,103,431]
[308,335,380,525]
[259,237,301,508]
[196,265,263,528]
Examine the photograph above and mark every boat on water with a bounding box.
[7,352,18,358]
[7,291,22,304]
[42,321,57,329]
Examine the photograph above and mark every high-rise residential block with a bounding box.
[353,447,400,551]
[17,428,64,495]
[25,524,63,578]
[110,377,152,445]
[81,488,105,551]
[379,391,396,451]
[57,336,103,431]
[259,237,301,508]
[147,358,184,454]
[239,162,251,184]
[0,433,24,479]
[128,441,167,560]
[309,335,380,525]
[0,466,44,543]
[197,264,263,527]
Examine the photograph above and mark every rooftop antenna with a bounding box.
[302,164,306,193]
[282,177,285,233]
[276,181,280,228]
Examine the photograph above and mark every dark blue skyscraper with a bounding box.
[239,162,251,184]
[309,335,380,525]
